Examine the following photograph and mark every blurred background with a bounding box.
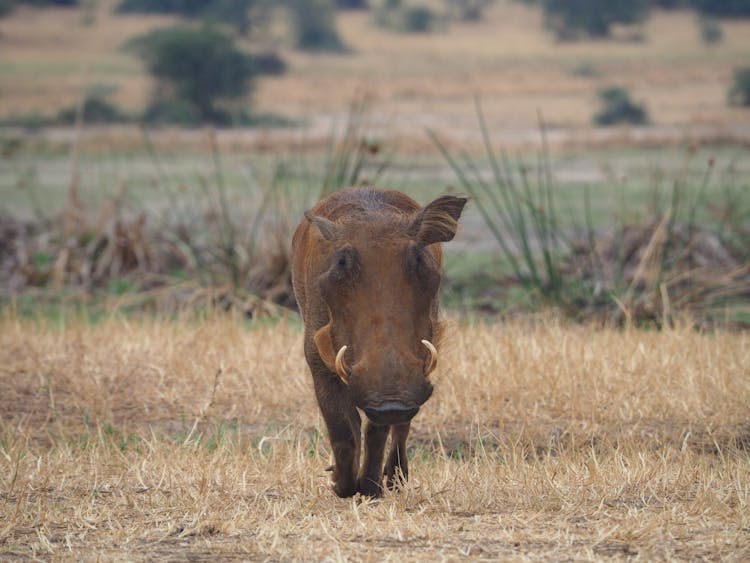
[1,0,748,326]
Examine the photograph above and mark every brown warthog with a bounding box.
[291,187,467,497]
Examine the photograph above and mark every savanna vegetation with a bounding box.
[1,314,748,558]
[1,0,749,559]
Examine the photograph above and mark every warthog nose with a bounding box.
[363,401,420,426]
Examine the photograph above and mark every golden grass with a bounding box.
[1,311,749,559]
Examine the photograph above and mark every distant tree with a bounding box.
[374,0,439,32]
[691,0,750,17]
[116,0,215,15]
[336,0,368,8]
[594,86,649,126]
[286,0,347,51]
[729,67,750,107]
[18,0,78,4]
[401,4,435,31]
[648,0,686,7]
[698,15,723,44]
[128,25,257,123]
[1,0,78,14]
[445,0,494,21]
[543,0,648,39]
[117,0,257,35]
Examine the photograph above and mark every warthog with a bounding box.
[291,187,467,497]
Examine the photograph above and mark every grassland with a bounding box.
[1,5,748,557]
[1,0,750,151]
[1,312,748,559]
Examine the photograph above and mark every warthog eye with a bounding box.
[327,246,360,288]
[406,245,440,293]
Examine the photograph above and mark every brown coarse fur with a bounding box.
[291,187,467,497]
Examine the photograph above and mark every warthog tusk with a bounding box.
[421,339,438,376]
[335,345,349,384]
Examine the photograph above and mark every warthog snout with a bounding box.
[363,400,420,426]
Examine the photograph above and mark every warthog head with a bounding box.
[305,192,466,425]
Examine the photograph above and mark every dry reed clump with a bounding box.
[0,181,297,314]
[1,312,749,559]
[561,219,750,326]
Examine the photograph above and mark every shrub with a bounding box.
[543,0,648,40]
[117,0,256,35]
[403,4,435,31]
[698,16,722,44]
[142,99,203,126]
[286,0,347,52]
[374,0,437,32]
[127,25,257,123]
[594,86,649,126]
[444,0,494,21]
[252,51,287,75]
[336,0,368,7]
[728,67,750,107]
[18,0,78,5]
[57,95,125,124]
[691,0,750,17]
[1,0,78,15]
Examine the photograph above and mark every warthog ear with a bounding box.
[305,211,338,241]
[409,195,468,246]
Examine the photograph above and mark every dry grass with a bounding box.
[1,311,749,559]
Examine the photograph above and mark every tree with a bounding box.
[286,0,347,51]
[691,0,750,17]
[543,0,648,39]
[117,0,257,35]
[336,0,368,7]
[128,25,257,123]
[1,0,78,16]
[593,86,649,126]
[729,67,750,107]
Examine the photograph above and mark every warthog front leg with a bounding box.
[357,419,389,497]
[384,423,410,489]
[323,402,361,498]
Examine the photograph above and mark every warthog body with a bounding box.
[291,187,466,497]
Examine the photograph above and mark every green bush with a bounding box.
[127,25,257,123]
[543,0,648,39]
[403,4,434,31]
[117,0,256,35]
[286,0,347,52]
[1,0,78,15]
[729,67,750,107]
[444,0,494,21]
[252,51,287,75]
[57,95,126,124]
[698,16,722,44]
[691,0,750,17]
[593,86,649,126]
[374,0,437,32]
[336,0,368,7]
[142,99,203,126]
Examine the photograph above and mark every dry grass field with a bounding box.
[1,311,749,559]
[2,1,750,152]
